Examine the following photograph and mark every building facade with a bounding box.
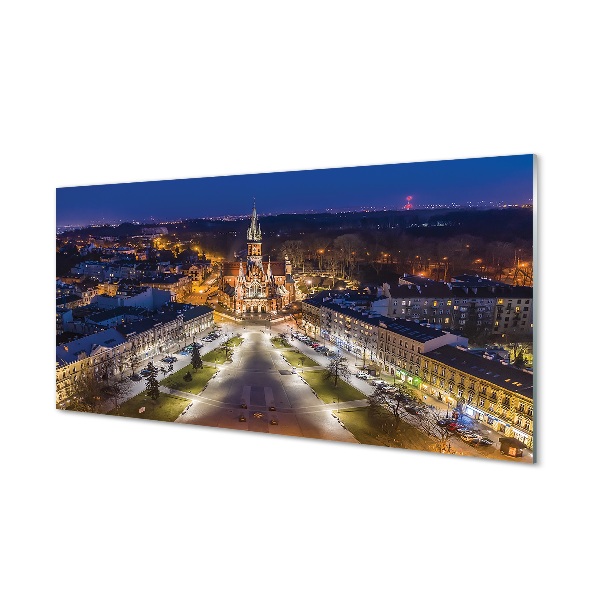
[421,345,533,448]
[56,306,214,405]
[303,295,468,377]
[367,275,533,339]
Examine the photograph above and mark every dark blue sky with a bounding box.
[56,154,533,226]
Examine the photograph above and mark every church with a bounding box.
[218,203,296,314]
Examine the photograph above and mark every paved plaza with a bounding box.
[174,326,358,443]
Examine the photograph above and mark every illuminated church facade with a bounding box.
[218,203,296,314]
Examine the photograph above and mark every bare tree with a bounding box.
[334,234,362,279]
[368,385,456,454]
[67,365,105,413]
[280,240,305,270]
[104,378,134,414]
[368,387,405,420]
[417,408,456,454]
[124,341,144,376]
[324,354,351,387]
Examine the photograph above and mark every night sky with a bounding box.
[56,154,533,226]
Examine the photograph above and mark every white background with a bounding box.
[1,2,597,599]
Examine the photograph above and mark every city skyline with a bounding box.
[56,154,534,227]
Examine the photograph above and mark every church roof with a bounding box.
[221,260,287,276]
[222,264,241,277]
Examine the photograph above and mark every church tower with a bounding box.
[246,201,262,260]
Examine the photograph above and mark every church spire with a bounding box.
[247,200,262,242]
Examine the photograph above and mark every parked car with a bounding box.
[455,426,472,435]
[130,373,142,381]
[470,435,494,446]
[446,421,459,431]
[404,405,419,415]
[140,368,151,377]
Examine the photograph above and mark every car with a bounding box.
[239,415,247,422]
[130,373,142,381]
[404,405,419,415]
[140,368,151,377]
[268,406,276,411]
[446,421,460,431]
[269,419,278,425]
[476,437,494,446]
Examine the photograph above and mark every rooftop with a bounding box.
[424,345,533,399]
[56,328,127,366]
